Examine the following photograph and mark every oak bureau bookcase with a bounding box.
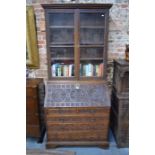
[42,3,112,148]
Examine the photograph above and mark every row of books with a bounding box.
[51,63,104,77]
[80,63,104,77]
[51,64,74,77]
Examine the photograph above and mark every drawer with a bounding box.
[26,97,39,113]
[26,125,40,137]
[46,113,109,120]
[47,121,109,131]
[47,130,108,141]
[26,114,40,125]
[45,107,110,116]
[46,115,109,124]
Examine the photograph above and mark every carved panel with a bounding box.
[45,83,110,107]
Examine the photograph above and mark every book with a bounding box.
[72,64,74,76]
[63,65,67,77]
[83,64,86,76]
[93,65,96,76]
[87,63,93,76]
[99,63,104,77]
[52,64,56,77]
[57,65,61,77]
[95,64,99,77]
[79,64,83,76]
[69,64,72,77]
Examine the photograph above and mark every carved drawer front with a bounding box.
[46,122,108,131]
[46,107,110,125]
[46,115,108,124]
[46,108,109,119]
[47,130,108,141]
[46,107,109,113]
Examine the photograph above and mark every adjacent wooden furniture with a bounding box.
[44,81,111,148]
[42,3,112,148]
[26,78,45,142]
[111,59,129,147]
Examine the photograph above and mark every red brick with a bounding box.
[38,40,46,45]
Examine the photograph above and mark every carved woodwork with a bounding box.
[111,59,129,147]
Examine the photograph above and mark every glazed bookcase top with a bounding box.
[43,3,112,80]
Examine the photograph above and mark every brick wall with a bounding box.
[26,0,129,85]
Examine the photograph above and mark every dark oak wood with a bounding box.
[42,4,112,148]
[46,141,109,149]
[111,59,129,148]
[42,4,113,9]
[113,59,129,95]
[26,78,45,143]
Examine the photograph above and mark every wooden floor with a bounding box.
[27,149,75,155]
[26,130,129,155]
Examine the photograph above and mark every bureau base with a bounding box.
[45,107,110,149]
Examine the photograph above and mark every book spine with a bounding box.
[91,64,93,76]
[96,64,99,77]
[69,64,72,77]
[80,64,82,76]
[87,63,93,76]
[72,64,74,76]
[63,65,66,77]
[66,65,69,77]
[57,65,61,77]
[86,64,89,76]
[100,63,104,77]
[83,64,86,76]
[61,65,64,76]
[93,65,96,76]
[52,64,56,77]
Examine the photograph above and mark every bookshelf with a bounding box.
[44,4,110,80]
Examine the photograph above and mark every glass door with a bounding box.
[48,11,75,78]
[79,11,105,79]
